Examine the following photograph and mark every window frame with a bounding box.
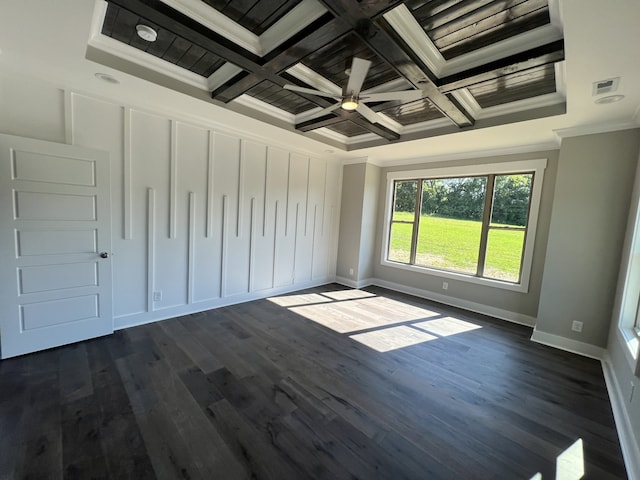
[381,159,547,293]
[616,187,640,369]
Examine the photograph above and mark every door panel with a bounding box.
[15,191,97,220]
[17,228,98,256]
[0,133,112,359]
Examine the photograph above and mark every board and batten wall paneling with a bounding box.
[69,94,150,318]
[69,93,340,328]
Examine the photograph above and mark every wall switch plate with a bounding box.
[571,320,583,333]
[442,281,448,290]
[153,291,162,302]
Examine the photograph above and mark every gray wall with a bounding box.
[358,163,381,280]
[336,162,380,283]
[371,150,560,318]
[336,163,366,280]
[536,130,640,347]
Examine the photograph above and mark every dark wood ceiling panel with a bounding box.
[436,39,563,93]
[105,5,139,45]
[380,98,444,125]
[468,63,556,108]
[102,4,226,77]
[407,0,550,59]
[191,52,226,77]
[176,44,207,70]
[201,0,302,35]
[320,1,473,127]
[203,0,258,23]
[99,0,566,149]
[160,37,191,63]
[301,34,402,91]
[326,121,372,137]
[246,81,320,114]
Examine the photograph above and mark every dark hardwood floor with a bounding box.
[0,284,627,479]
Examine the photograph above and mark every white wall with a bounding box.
[1,76,342,329]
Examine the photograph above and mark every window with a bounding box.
[615,178,640,368]
[383,159,547,292]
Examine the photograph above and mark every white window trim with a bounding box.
[381,158,547,293]
[615,182,640,371]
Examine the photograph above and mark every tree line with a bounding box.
[394,174,532,226]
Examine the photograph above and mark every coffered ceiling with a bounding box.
[86,0,566,150]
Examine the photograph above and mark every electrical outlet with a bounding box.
[349,268,354,277]
[153,291,162,302]
[571,320,583,333]
[442,281,448,290]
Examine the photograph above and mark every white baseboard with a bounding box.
[334,275,374,289]
[530,329,606,360]
[336,276,536,327]
[602,353,640,480]
[114,277,334,330]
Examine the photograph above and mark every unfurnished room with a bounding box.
[0,0,639,479]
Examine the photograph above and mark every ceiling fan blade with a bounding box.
[362,90,424,103]
[345,57,371,96]
[299,103,341,122]
[355,103,380,124]
[283,85,338,98]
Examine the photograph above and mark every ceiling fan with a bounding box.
[283,57,424,124]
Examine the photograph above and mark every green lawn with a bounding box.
[389,212,524,282]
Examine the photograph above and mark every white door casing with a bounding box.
[0,133,112,359]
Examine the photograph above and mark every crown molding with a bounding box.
[383,5,444,76]
[342,157,370,166]
[206,63,242,91]
[89,33,209,90]
[160,0,259,53]
[233,94,296,124]
[554,122,640,139]
[371,141,560,168]
[160,0,326,57]
[383,3,564,79]
[287,63,342,96]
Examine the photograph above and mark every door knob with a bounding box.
[99,252,109,259]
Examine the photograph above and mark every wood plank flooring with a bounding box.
[0,284,628,479]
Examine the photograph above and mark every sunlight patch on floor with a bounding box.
[320,289,377,301]
[529,438,584,480]
[269,288,484,352]
[290,304,372,333]
[349,326,437,352]
[267,293,333,307]
[413,317,482,337]
[556,438,584,480]
[289,296,440,333]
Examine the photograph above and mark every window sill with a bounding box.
[380,259,529,293]
[620,325,639,366]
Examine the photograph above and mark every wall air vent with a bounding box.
[592,77,620,96]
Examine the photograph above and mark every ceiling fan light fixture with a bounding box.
[341,95,358,111]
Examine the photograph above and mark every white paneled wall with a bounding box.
[69,93,341,329]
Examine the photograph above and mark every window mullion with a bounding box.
[409,180,423,264]
[477,175,495,277]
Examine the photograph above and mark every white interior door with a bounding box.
[0,133,112,359]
